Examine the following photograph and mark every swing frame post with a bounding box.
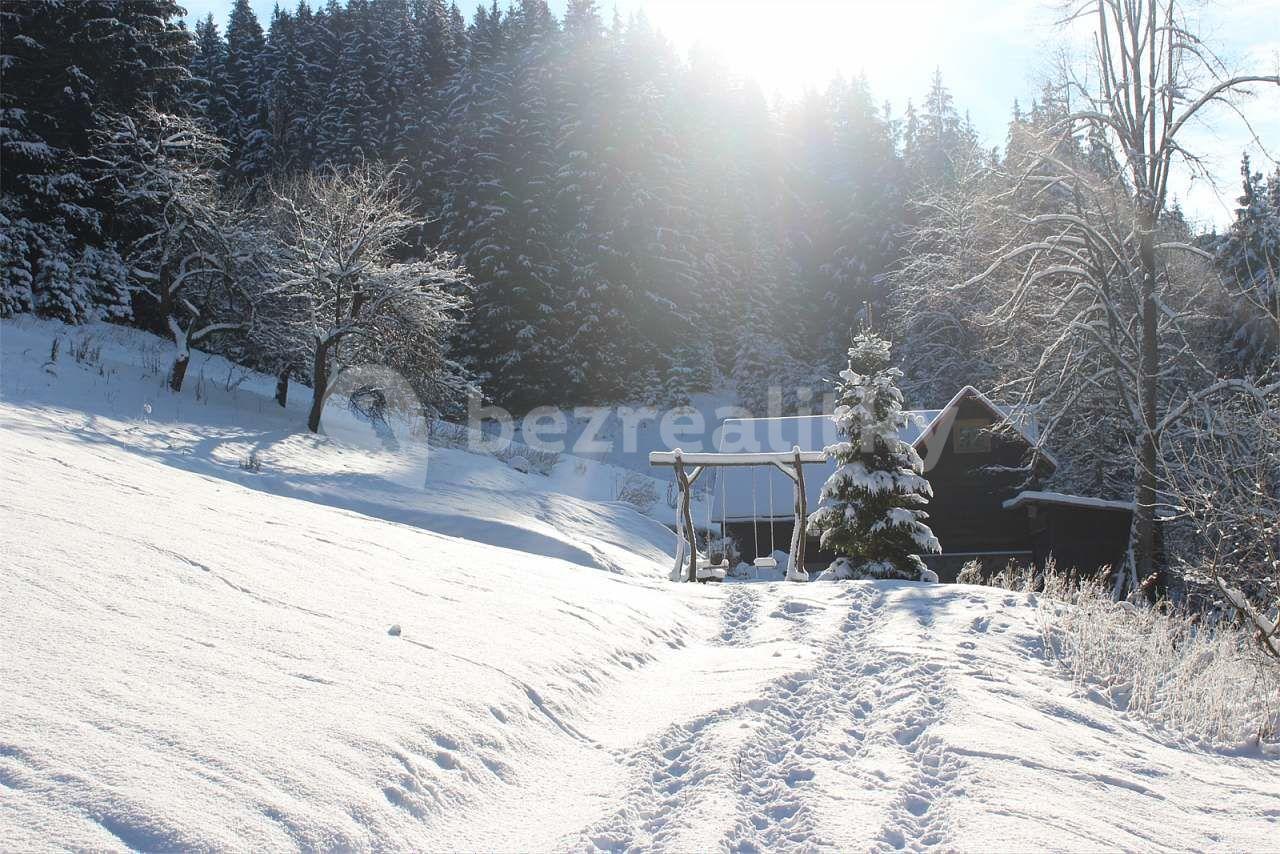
[671,451,702,583]
[790,448,808,580]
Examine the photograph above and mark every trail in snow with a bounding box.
[568,584,971,853]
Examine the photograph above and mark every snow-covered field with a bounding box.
[2,318,1277,851]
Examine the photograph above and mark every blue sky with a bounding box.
[183,0,1280,228]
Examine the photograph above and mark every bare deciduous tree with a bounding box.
[270,162,471,432]
[1165,402,1279,656]
[93,110,268,391]
[959,0,1280,590]
[890,140,1006,404]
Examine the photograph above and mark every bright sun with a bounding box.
[630,0,1028,98]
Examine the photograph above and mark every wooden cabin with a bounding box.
[715,386,1137,581]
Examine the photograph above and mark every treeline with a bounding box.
[1,0,1275,420]
[0,0,946,411]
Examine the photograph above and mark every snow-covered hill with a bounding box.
[2,319,1277,851]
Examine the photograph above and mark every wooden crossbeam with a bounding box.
[649,449,827,468]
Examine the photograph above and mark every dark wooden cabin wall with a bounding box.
[916,399,1034,553]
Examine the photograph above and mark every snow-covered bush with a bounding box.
[69,332,102,366]
[991,560,1042,592]
[807,331,941,580]
[956,559,985,586]
[1164,403,1279,619]
[613,471,659,513]
[423,420,559,474]
[426,420,472,450]
[1038,571,1279,749]
[492,444,559,476]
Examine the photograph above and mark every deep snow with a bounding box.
[2,318,1277,851]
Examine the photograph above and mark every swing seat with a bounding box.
[752,556,778,569]
[696,557,728,581]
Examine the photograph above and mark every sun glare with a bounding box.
[637,0,921,96]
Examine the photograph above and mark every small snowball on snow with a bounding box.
[387,624,402,636]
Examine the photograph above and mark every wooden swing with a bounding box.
[750,466,777,571]
[649,448,827,583]
[696,467,729,581]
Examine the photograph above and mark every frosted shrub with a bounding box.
[69,332,101,365]
[427,420,472,450]
[493,444,559,476]
[425,421,560,474]
[1038,573,1279,749]
[991,560,1040,592]
[956,559,984,585]
[613,472,658,513]
[959,558,1047,592]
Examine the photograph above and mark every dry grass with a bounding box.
[1034,569,1279,749]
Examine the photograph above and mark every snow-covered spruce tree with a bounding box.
[1217,156,1280,377]
[223,0,272,179]
[0,0,192,322]
[191,14,234,146]
[807,332,940,581]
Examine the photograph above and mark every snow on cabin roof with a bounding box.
[709,387,1050,523]
[1002,491,1136,513]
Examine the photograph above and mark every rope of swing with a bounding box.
[768,465,776,556]
[751,466,760,560]
[703,469,713,560]
[720,460,727,564]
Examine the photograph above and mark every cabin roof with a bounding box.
[1002,490,1135,513]
[920,385,1058,470]
[1003,490,1175,519]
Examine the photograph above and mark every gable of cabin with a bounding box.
[915,394,1046,557]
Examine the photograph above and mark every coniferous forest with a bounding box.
[3,0,1276,416]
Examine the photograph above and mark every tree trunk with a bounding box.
[1133,207,1161,588]
[169,353,190,392]
[275,367,290,408]
[307,347,328,433]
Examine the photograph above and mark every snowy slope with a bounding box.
[2,319,1277,852]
